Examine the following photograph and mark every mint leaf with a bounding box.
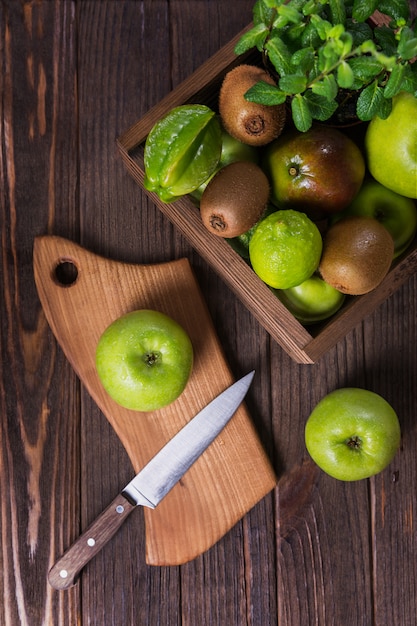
[356,81,390,120]
[397,27,417,61]
[383,63,406,98]
[311,74,338,100]
[291,94,313,132]
[337,61,355,88]
[265,36,293,76]
[352,0,379,23]
[379,0,409,20]
[279,74,308,94]
[328,0,346,26]
[277,4,303,25]
[291,47,315,73]
[348,56,383,83]
[253,0,276,25]
[303,91,338,120]
[373,26,397,56]
[244,81,287,105]
[400,64,417,94]
[347,20,373,46]
[234,23,270,55]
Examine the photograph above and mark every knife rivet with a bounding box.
[87,538,96,547]
[59,570,68,579]
[116,505,124,514]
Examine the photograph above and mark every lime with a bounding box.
[249,209,322,289]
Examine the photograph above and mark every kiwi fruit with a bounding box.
[219,64,286,146]
[199,161,270,238]
[319,216,394,295]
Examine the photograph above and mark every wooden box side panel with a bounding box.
[117,15,417,364]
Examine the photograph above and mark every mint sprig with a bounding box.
[235,0,417,131]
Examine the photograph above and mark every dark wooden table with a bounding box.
[1,1,417,624]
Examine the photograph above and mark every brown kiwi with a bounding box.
[319,216,394,295]
[200,161,270,238]
[219,64,286,146]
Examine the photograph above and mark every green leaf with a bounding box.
[328,0,346,26]
[310,14,333,40]
[301,21,322,47]
[277,3,303,24]
[303,90,338,120]
[318,43,340,72]
[311,74,339,100]
[373,26,397,56]
[279,74,308,94]
[397,27,417,61]
[383,63,406,98]
[378,0,409,21]
[337,61,355,88]
[291,94,313,131]
[348,56,383,83]
[356,81,390,120]
[346,20,373,47]
[244,81,287,105]
[400,64,417,94]
[265,36,293,75]
[291,47,315,73]
[352,0,379,23]
[253,0,276,25]
[302,0,319,16]
[234,24,270,55]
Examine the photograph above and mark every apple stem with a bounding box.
[347,435,362,449]
[145,352,160,366]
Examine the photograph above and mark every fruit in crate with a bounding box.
[143,104,222,202]
[274,275,345,325]
[365,92,417,200]
[319,216,394,295]
[305,388,401,481]
[96,310,193,412]
[262,126,365,217]
[200,161,270,238]
[249,209,323,289]
[190,125,259,201]
[331,179,417,258]
[219,64,286,146]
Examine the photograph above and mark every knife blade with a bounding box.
[48,370,255,590]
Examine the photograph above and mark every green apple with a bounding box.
[365,91,417,199]
[305,388,401,481]
[273,274,345,325]
[331,179,417,258]
[262,125,365,218]
[96,309,193,412]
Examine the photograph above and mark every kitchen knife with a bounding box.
[48,370,255,590]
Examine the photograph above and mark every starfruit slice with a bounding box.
[144,105,222,203]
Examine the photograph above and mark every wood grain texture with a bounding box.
[33,235,276,565]
[1,0,417,625]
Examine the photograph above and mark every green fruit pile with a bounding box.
[144,68,417,327]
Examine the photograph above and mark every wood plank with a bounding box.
[0,0,80,623]
[1,0,417,624]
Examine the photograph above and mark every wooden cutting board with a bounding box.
[33,236,276,566]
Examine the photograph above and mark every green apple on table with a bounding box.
[96,309,193,412]
[273,274,345,325]
[305,388,401,481]
[331,179,417,258]
[365,91,417,200]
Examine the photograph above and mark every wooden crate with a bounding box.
[117,13,417,364]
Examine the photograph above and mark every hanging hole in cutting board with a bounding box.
[53,259,79,286]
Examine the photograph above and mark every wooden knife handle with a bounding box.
[48,493,136,590]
